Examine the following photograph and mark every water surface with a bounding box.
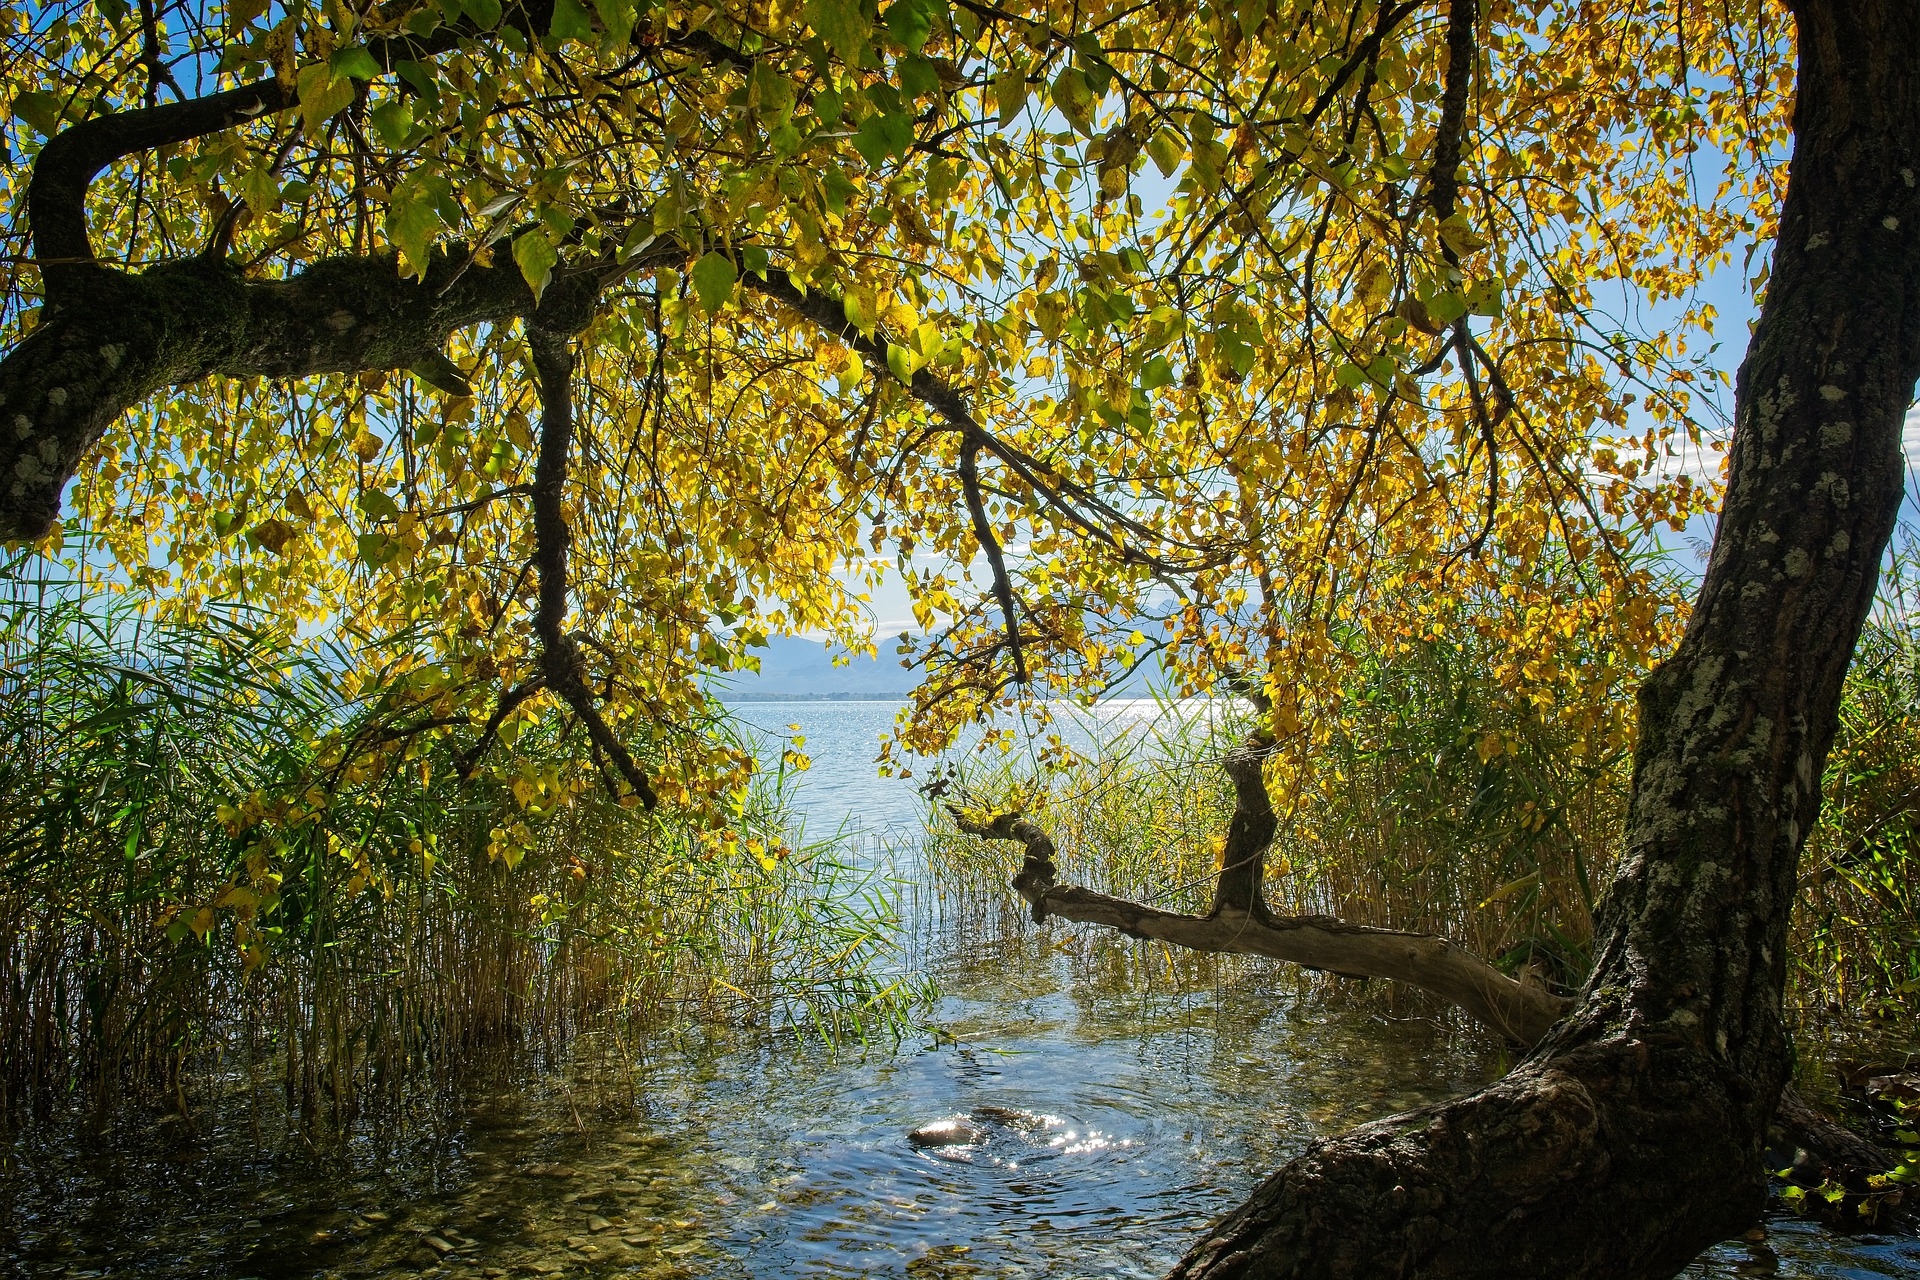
[3,702,1914,1278]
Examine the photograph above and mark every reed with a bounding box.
[0,557,920,1132]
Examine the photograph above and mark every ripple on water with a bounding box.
[0,928,1914,1278]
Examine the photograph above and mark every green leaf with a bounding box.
[843,290,877,335]
[356,532,399,566]
[591,0,635,45]
[1147,128,1185,178]
[237,164,281,215]
[548,0,594,42]
[296,63,357,136]
[897,53,939,98]
[690,252,738,312]
[1333,362,1368,390]
[513,228,559,302]
[1465,279,1504,317]
[1425,289,1469,325]
[853,111,914,167]
[357,488,401,520]
[330,45,382,79]
[10,91,63,136]
[369,99,413,147]
[385,178,445,280]
[992,67,1028,125]
[395,59,440,110]
[1140,354,1174,391]
[925,158,960,205]
[886,342,922,382]
[1051,66,1096,136]
[815,86,845,127]
[806,0,869,64]
[883,0,942,52]
[822,165,857,216]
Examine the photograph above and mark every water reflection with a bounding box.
[4,923,1909,1279]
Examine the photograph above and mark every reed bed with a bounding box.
[0,560,921,1133]
[925,554,1920,1040]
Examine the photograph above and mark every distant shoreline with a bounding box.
[715,693,911,702]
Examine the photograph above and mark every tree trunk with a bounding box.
[1165,1,1920,1275]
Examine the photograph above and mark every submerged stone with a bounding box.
[908,1118,985,1147]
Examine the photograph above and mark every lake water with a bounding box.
[724,699,1205,840]
[1,701,1913,1279]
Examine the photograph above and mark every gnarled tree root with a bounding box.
[1170,1037,1768,1280]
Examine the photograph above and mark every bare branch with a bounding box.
[527,323,658,809]
[950,723,1570,1046]
[957,431,1028,685]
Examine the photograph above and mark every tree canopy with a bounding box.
[1,0,1786,823]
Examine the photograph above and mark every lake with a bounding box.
[0,701,1913,1279]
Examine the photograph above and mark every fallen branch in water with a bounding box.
[946,735,1901,1204]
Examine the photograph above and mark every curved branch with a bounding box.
[527,322,657,809]
[948,735,1569,1045]
[27,6,559,289]
[1,248,527,539]
[957,431,1028,684]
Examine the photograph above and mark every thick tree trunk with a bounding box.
[1165,2,1920,1275]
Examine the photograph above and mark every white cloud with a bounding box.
[1649,401,1920,484]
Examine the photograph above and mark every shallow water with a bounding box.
[3,702,1914,1278]
[4,928,1914,1278]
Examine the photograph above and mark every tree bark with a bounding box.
[1162,1,1920,1275]
[0,254,547,539]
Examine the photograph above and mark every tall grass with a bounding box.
[0,558,920,1131]
[1794,534,1920,1035]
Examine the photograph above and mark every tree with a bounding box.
[968,1,1920,1274]
[2,0,1913,1272]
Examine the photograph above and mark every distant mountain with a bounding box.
[710,622,1181,702]
[714,635,917,701]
